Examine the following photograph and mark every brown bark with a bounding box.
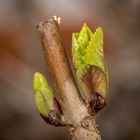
[36,19,101,140]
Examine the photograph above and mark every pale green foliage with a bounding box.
[72,23,108,99]
[72,23,105,71]
[33,72,54,116]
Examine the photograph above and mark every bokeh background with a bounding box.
[0,0,140,140]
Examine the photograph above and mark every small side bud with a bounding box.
[33,72,65,126]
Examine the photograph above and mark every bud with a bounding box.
[33,72,61,118]
[72,23,108,112]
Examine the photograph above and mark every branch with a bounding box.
[36,19,101,140]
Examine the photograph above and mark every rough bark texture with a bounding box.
[36,19,101,140]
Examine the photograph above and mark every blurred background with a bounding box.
[0,0,140,140]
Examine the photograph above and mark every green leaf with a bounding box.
[84,27,104,71]
[33,72,54,116]
[72,23,108,101]
[72,23,93,69]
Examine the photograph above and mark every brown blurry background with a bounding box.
[0,0,140,140]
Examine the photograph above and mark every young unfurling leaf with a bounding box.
[72,23,108,113]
